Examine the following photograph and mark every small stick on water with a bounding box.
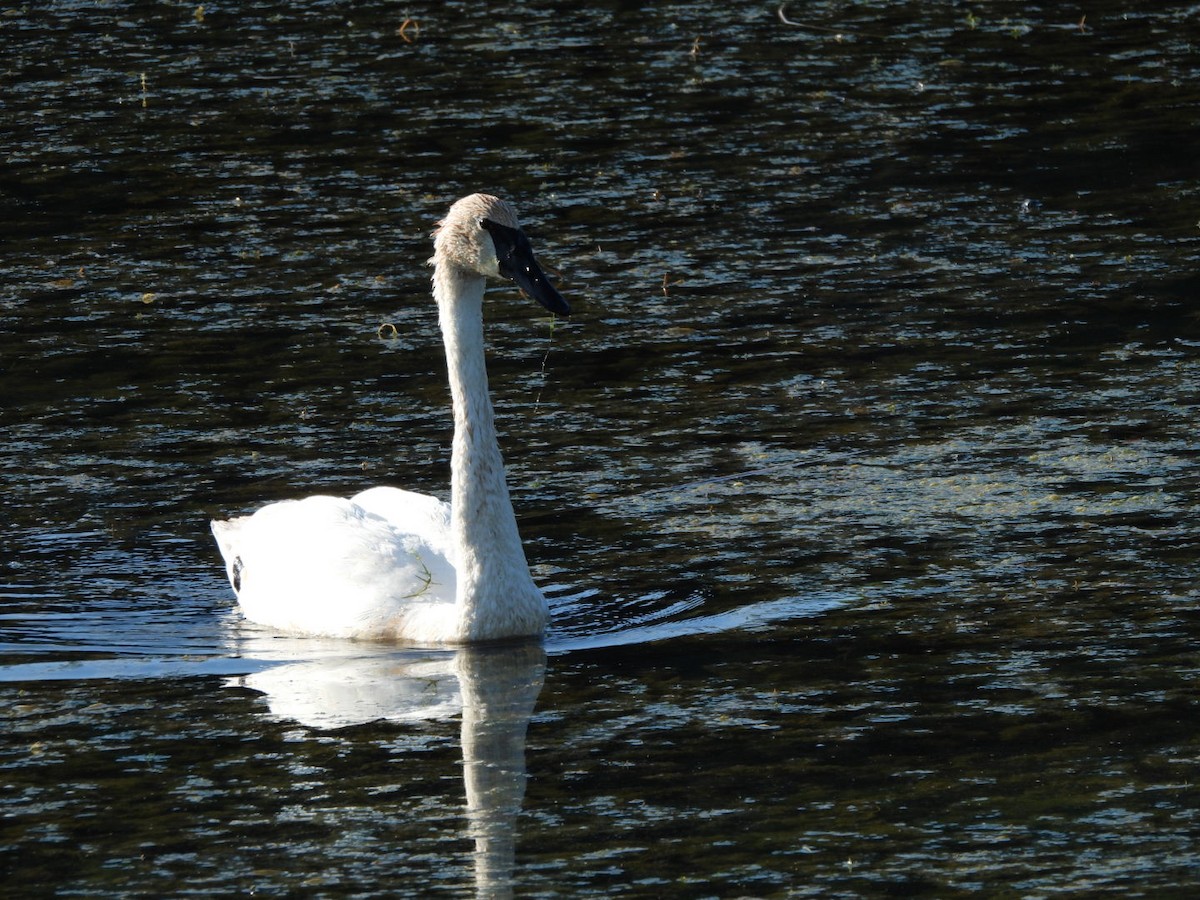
[140,72,148,108]
[397,17,419,43]
[776,4,885,39]
[534,315,559,409]
[526,261,564,409]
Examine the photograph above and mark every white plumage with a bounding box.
[211,194,570,644]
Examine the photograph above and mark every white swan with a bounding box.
[211,193,570,644]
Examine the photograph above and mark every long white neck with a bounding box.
[433,264,548,641]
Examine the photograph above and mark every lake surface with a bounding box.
[2,1,1199,896]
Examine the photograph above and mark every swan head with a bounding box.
[433,193,570,316]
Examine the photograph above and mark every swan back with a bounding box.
[212,496,458,639]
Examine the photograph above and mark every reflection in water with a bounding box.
[458,646,544,898]
[232,639,545,900]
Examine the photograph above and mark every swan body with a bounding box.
[211,193,569,644]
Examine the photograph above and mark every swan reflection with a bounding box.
[230,636,545,898]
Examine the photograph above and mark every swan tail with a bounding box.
[210,517,247,594]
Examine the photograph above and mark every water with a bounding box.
[2,1,1199,895]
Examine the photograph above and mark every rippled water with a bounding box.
[3,1,1199,896]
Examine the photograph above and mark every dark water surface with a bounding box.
[3,1,1199,896]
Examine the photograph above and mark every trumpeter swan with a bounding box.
[211,193,569,644]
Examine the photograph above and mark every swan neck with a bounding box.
[433,263,543,638]
[436,267,506,513]
[436,268,494,450]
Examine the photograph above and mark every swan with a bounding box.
[211,193,569,644]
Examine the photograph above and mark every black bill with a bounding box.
[481,218,570,317]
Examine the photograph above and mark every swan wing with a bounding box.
[211,494,456,639]
[350,486,452,559]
